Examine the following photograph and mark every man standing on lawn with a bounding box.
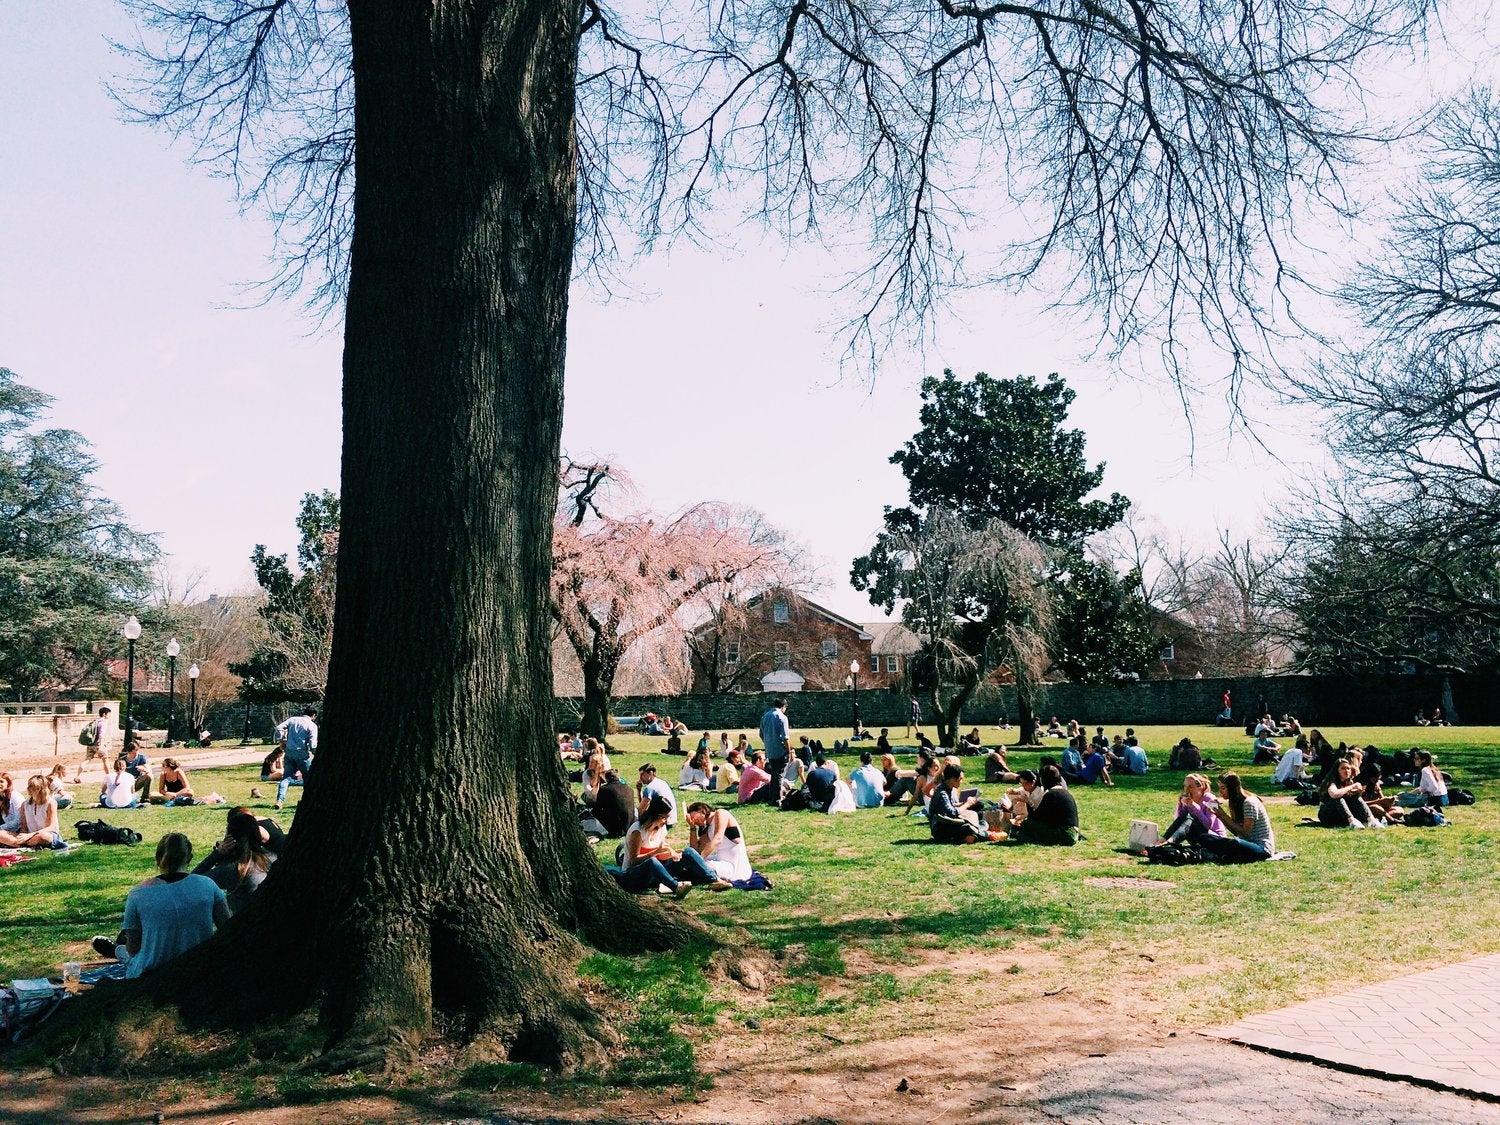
[274,706,319,809]
[759,697,791,800]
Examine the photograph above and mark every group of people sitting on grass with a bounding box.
[86,808,285,976]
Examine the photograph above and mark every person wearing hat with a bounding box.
[635,762,677,826]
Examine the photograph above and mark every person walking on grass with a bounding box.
[274,705,319,809]
[907,696,921,737]
[74,706,114,784]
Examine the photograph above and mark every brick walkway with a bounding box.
[1203,953,1500,1100]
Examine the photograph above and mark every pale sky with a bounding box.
[3,1,1482,625]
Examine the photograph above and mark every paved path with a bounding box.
[1203,953,1500,1100]
[1028,1041,1500,1123]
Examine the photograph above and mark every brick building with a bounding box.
[688,588,903,693]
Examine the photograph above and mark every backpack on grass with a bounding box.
[1404,807,1447,828]
[1450,788,1476,806]
[75,819,141,846]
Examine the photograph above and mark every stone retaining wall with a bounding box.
[0,700,121,766]
[558,673,1500,733]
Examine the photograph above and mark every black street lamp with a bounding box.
[847,658,861,737]
[164,637,180,745]
[187,663,200,742]
[240,699,253,745]
[122,615,141,739]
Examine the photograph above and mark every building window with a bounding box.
[821,638,838,661]
[889,655,900,674]
[1159,643,1176,661]
[773,641,790,670]
[725,641,740,666]
[869,655,880,674]
[773,601,789,623]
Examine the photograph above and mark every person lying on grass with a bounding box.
[0,774,64,849]
[685,801,752,881]
[613,795,729,895]
[1005,765,1079,846]
[985,744,1019,784]
[929,764,1001,844]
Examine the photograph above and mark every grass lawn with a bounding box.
[3,723,1498,1108]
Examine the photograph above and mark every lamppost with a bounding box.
[164,638,180,745]
[187,663,200,743]
[122,615,142,739]
[847,658,861,737]
[241,699,254,745]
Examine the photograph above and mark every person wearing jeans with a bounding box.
[274,706,319,809]
[614,795,728,895]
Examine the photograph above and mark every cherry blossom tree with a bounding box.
[552,460,792,735]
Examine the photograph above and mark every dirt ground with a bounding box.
[7,945,1498,1124]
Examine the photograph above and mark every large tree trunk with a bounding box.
[579,647,618,739]
[60,0,697,1075]
[1015,684,1040,746]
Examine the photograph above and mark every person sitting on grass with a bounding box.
[679,747,712,791]
[1204,773,1275,862]
[994,769,1042,833]
[780,751,809,798]
[1320,757,1382,828]
[1274,737,1309,788]
[585,769,635,839]
[193,811,277,915]
[1251,732,1281,765]
[1162,773,1226,843]
[714,748,743,794]
[928,763,1000,844]
[1395,749,1448,809]
[685,801,752,882]
[580,743,612,806]
[46,764,75,810]
[984,744,1018,784]
[1045,716,1064,738]
[0,774,64,849]
[876,728,893,755]
[881,752,919,807]
[100,758,141,809]
[737,750,772,804]
[1007,765,1079,846]
[1121,736,1149,776]
[155,758,195,805]
[1076,742,1115,787]
[635,763,677,826]
[849,751,887,808]
[1356,757,1404,823]
[803,754,838,812]
[960,728,985,753]
[259,745,285,782]
[94,833,229,976]
[1060,736,1087,785]
[614,795,728,895]
[119,736,153,803]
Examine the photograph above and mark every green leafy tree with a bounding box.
[854,371,1147,744]
[230,491,339,704]
[0,369,157,700]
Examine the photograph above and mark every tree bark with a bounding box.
[56,0,698,1074]
[579,646,618,739]
[1015,685,1039,746]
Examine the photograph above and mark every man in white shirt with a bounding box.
[1273,743,1307,788]
[635,763,677,826]
[274,706,320,809]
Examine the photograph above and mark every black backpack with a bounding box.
[1450,788,1476,806]
[75,819,142,846]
